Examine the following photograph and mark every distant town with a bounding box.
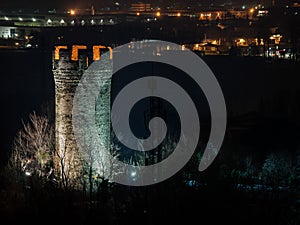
[0,2,300,60]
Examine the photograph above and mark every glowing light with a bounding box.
[32,18,36,22]
[131,171,136,177]
[54,46,68,60]
[236,38,248,46]
[18,17,23,21]
[70,9,75,15]
[60,19,65,24]
[270,34,282,44]
[107,46,113,59]
[200,13,212,20]
[93,45,106,61]
[47,19,52,24]
[217,23,226,30]
[25,171,31,176]
[177,12,181,17]
[136,12,140,16]
[4,16,9,20]
[249,8,255,13]
[156,11,161,17]
[91,19,95,25]
[71,45,87,61]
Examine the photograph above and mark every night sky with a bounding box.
[0,0,297,13]
[0,0,88,9]
[0,0,268,9]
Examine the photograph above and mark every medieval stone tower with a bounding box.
[52,45,112,188]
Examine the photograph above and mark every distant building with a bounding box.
[0,26,20,38]
[199,11,225,20]
[228,10,248,19]
[131,3,151,12]
[193,42,220,55]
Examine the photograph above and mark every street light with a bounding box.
[25,171,31,176]
[131,171,136,177]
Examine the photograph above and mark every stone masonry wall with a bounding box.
[52,49,112,189]
[52,50,87,188]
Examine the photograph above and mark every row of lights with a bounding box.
[47,18,113,25]
[2,15,113,25]
[3,11,180,23]
[2,11,182,24]
[242,5,265,10]
[3,16,38,22]
[68,8,180,18]
[2,17,112,25]
[136,11,181,17]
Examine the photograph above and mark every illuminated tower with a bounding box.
[52,45,111,188]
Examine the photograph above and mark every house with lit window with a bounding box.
[193,42,220,55]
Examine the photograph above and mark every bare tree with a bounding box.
[54,138,72,190]
[10,111,54,182]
